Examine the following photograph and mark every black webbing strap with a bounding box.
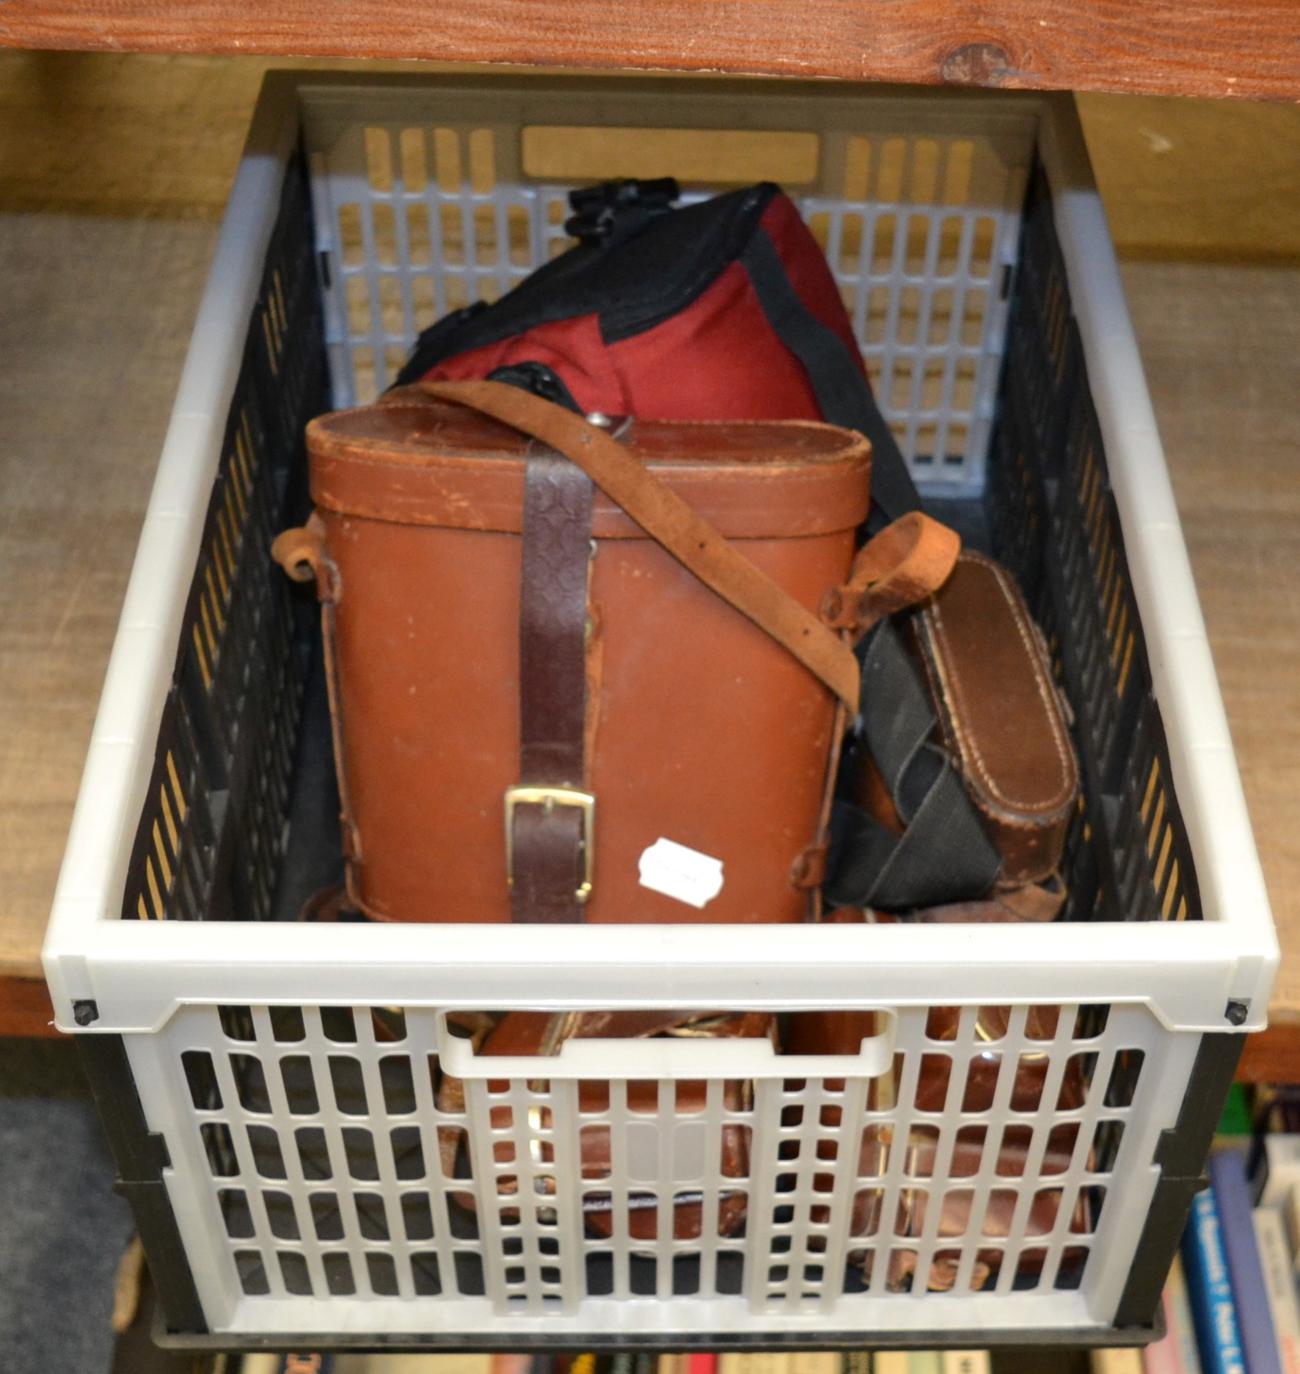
[740,228,922,526]
[824,622,1000,911]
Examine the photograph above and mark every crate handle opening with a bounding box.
[435,1011,897,1081]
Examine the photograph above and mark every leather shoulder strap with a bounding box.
[421,378,863,709]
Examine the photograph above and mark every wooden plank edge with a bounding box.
[1,0,1299,102]
[0,975,62,1039]
[1236,1015,1300,1084]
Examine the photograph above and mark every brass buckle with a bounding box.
[504,785,596,903]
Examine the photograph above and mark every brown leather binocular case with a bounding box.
[435,1010,774,1240]
[274,379,958,926]
[829,548,1080,923]
[913,550,1079,897]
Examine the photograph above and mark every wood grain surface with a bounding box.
[0,211,218,987]
[2,0,1300,101]
[1118,258,1300,1079]
[1240,1020,1300,1085]
[0,976,57,1037]
[1,55,1299,1060]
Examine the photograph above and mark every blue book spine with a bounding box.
[1182,1186,1247,1374]
[1211,1148,1285,1374]
[276,1356,334,1374]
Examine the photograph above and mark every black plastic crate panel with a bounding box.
[124,154,329,928]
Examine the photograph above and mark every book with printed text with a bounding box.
[1182,1185,1247,1374]
[1211,1149,1283,1374]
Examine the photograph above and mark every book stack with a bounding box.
[1143,1131,1300,1374]
[234,1349,998,1374]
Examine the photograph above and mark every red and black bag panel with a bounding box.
[395,180,920,523]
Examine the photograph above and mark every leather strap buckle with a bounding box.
[504,785,596,903]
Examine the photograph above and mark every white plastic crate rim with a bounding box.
[42,74,1277,1342]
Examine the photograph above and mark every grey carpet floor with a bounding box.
[0,1038,133,1370]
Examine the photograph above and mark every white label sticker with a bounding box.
[637,838,724,910]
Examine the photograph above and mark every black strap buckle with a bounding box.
[565,178,681,248]
[487,362,583,414]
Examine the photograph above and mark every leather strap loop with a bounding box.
[420,379,864,712]
[270,525,322,583]
[821,512,960,640]
[271,513,337,603]
[509,804,589,923]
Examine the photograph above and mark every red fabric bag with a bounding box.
[396,179,920,522]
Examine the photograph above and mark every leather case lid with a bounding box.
[306,395,871,538]
[913,551,1079,885]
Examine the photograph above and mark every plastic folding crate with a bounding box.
[44,73,1276,1353]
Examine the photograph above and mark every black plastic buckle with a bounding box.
[487,362,583,414]
[565,178,681,248]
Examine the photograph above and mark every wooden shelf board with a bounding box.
[0,976,59,1038]
[3,1,1300,101]
[1238,1017,1300,1085]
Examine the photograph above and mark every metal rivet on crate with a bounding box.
[1225,1000,1250,1027]
[72,999,100,1027]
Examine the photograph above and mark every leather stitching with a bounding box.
[924,552,1076,817]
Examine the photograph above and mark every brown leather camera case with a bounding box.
[281,384,874,924]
